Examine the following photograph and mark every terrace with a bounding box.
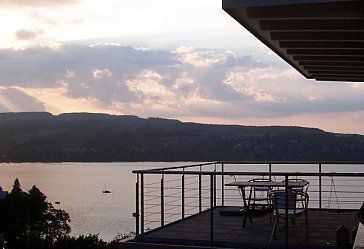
[121,162,364,249]
[119,1,364,248]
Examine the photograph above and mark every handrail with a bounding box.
[133,170,364,177]
[217,161,364,165]
[132,161,364,173]
[142,162,217,172]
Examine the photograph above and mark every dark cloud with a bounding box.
[190,66,249,102]
[66,70,139,105]
[15,29,42,40]
[0,44,179,88]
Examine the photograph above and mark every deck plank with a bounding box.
[138,207,359,248]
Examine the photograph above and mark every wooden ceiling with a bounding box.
[223,0,364,82]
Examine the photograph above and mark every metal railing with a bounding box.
[132,161,364,247]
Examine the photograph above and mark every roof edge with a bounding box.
[223,0,354,9]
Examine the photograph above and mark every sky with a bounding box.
[0,0,364,134]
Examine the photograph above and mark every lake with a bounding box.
[0,162,186,241]
[0,162,362,241]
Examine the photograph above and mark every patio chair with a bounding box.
[230,176,273,227]
[247,178,273,212]
[269,189,309,242]
[282,178,309,208]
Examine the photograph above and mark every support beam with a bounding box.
[303,66,364,72]
[287,49,364,56]
[280,41,364,49]
[260,19,364,31]
[308,70,364,75]
[294,55,364,62]
[316,77,364,82]
[299,61,364,67]
[247,1,361,19]
[272,31,364,41]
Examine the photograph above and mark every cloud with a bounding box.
[0,43,363,124]
[0,44,178,88]
[0,0,79,7]
[29,11,59,26]
[174,47,233,68]
[15,29,43,40]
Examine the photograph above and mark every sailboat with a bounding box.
[102,182,111,194]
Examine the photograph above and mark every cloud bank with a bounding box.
[0,0,79,7]
[0,43,363,131]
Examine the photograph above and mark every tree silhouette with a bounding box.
[11,178,22,194]
[0,179,121,249]
[0,180,70,249]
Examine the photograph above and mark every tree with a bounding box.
[0,179,121,249]
[0,179,71,249]
[11,178,22,194]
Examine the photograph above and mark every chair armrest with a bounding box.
[296,191,309,200]
[296,191,309,208]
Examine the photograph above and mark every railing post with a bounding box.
[141,173,144,238]
[199,172,202,213]
[319,163,322,209]
[269,163,272,181]
[221,163,225,207]
[214,166,217,208]
[161,174,164,227]
[182,172,185,219]
[285,174,289,249]
[135,173,139,236]
[210,174,214,246]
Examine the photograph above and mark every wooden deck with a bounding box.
[127,206,359,249]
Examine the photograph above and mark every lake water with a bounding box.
[0,162,185,241]
[0,162,362,241]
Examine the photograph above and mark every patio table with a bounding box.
[225,180,309,227]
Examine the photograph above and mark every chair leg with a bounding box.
[270,216,278,243]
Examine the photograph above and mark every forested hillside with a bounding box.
[0,112,363,162]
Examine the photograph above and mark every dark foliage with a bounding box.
[0,179,71,249]
[0,112,363,162]
[0,179,120,249]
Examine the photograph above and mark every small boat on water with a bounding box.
[55,201,61,204]
[102,182,111,194]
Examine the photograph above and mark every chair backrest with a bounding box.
[249,178,272,192]
[270,190,297,215]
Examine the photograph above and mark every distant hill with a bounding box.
[0,112,363,162]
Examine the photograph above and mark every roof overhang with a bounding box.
[223,0,364,82]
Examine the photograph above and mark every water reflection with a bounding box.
[0,162,182,241]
